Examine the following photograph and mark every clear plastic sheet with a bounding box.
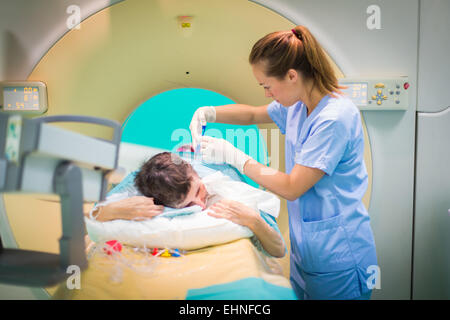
[86,241,190,284]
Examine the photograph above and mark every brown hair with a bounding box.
[134,152,194,208]
[249,25,344,96]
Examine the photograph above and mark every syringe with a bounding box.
[195,125,206,158]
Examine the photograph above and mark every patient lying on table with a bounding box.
[134,152,211,210]
[87,152,285,257]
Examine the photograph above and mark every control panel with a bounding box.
[0,81,48,114]
[339,77,409,110]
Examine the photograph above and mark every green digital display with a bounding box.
[3,86,40,111]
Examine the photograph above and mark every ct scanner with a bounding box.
[0,0,449,300]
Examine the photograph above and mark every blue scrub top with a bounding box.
[267,94,378,300]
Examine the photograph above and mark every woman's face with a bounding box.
[176,173,209,210]
[251,62,302,107]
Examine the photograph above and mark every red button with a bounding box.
[403,82,410,90]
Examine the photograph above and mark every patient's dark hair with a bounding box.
[134,152,194,208]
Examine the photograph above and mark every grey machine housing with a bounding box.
[0,114,121,287]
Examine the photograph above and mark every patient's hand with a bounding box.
[207,199,259,229]
[208,199,285,258]
[94,196,165,222]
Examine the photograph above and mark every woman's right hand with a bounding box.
[93,196,165,222]
[189,106,216,149]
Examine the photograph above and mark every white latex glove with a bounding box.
[190,106,216,149]
[201,136,252,174]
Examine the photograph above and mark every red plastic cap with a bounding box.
[404,82,410,90]
[104,240,122,255]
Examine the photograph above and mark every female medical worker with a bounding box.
[190,25,378,300]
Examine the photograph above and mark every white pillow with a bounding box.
[85,211,253,250]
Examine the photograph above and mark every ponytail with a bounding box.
[249,25,344,96]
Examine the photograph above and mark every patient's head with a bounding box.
[134,152,208,209]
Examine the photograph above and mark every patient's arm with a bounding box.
[86,196,164,222]
[208,199,285,258]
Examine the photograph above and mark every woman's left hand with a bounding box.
[207,199,259,228]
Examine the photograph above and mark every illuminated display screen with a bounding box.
[3,86,40,111]
[341,82,368,106]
